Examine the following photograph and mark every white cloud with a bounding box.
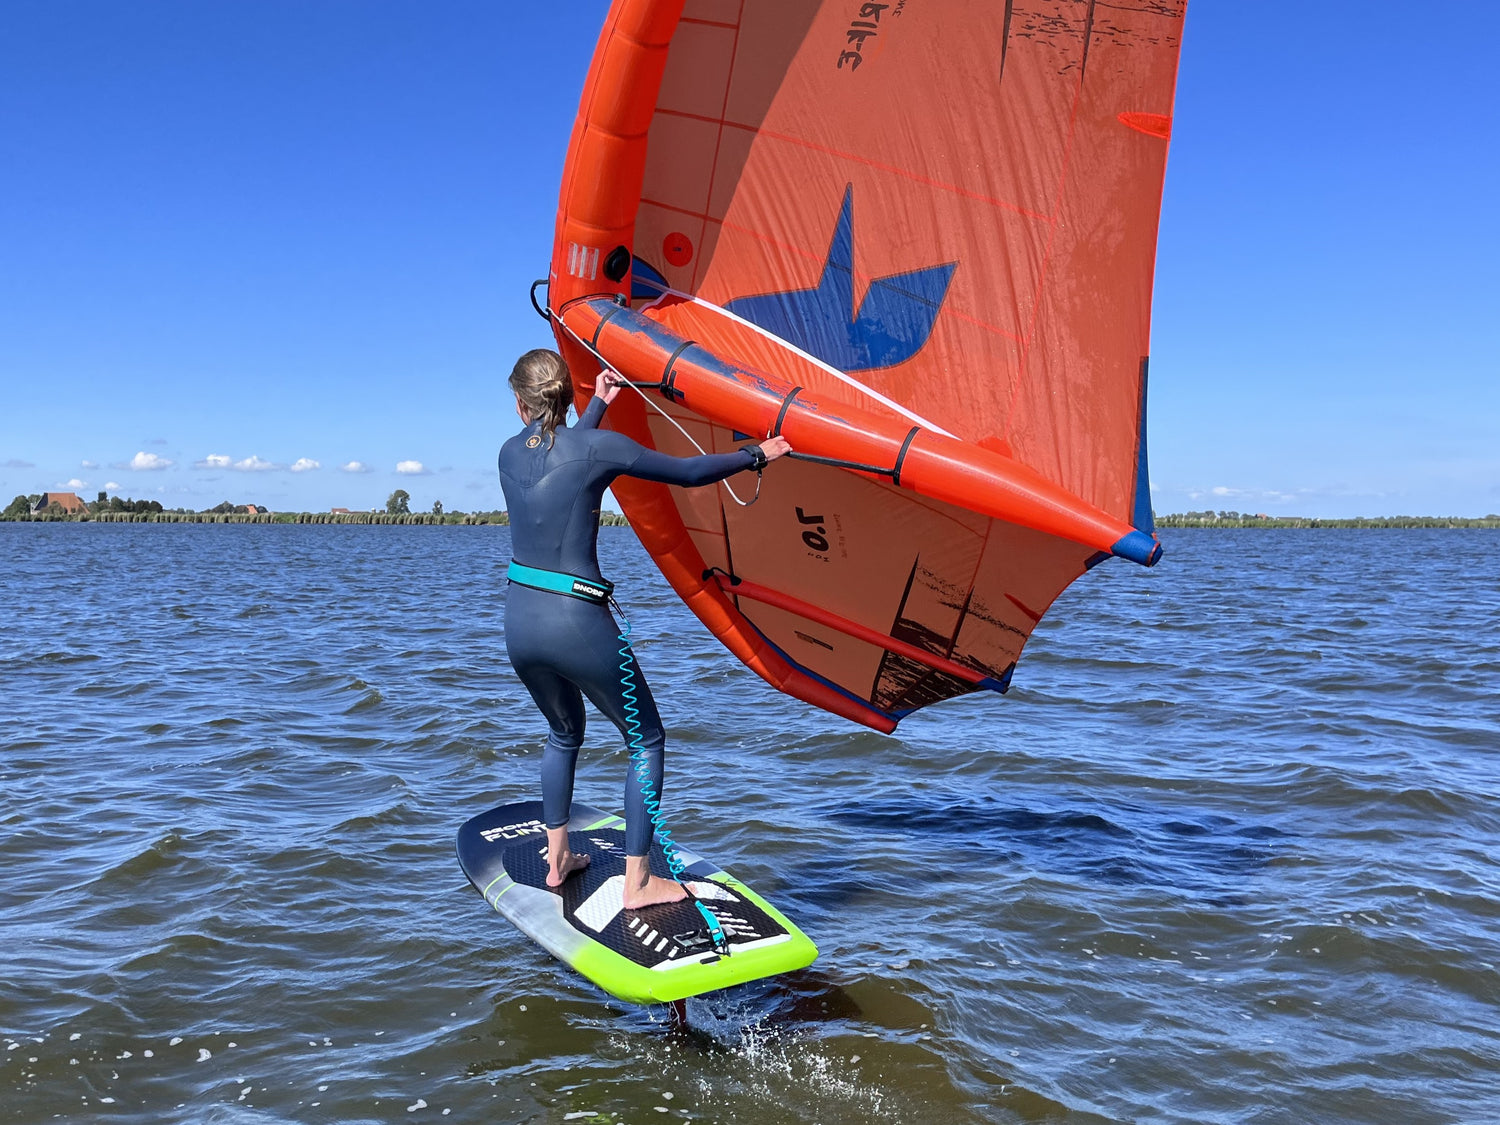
[194,454,232,469]
[396,460,430,475]
[290,458,321,473]
[1184,484,1323,507]
[340,461,372,474]
[130,451,173,471]
[81,460,99,469]
[105,481,121,491]
[64,478,88,489]
[232,455,279,472]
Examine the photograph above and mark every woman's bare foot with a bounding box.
[623,854,687,909]
[545,825,590,887]
[546,850,590,887]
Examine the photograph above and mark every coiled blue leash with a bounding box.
[614,599,728,953]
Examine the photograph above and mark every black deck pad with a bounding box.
[500,826,789,969]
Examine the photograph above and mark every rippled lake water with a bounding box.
[2,523,1498,1124]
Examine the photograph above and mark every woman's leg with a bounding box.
[577,643,686,908]
[512,660,592,886]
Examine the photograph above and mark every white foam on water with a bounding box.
[618,998,892,1122]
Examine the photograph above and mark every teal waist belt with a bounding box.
[507,561,614,606]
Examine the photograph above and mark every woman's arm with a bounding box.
[575,369,624,432]
[575,394,608,431]
[587,431,791,488]
[623,444,759,487]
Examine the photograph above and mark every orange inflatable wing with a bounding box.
[547,0,1185,732]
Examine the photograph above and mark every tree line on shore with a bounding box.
[2,488,631,526]
[1157,511,1500,529]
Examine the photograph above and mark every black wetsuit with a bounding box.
[498,395,757,856]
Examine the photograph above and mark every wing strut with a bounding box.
[708,573,1008,693]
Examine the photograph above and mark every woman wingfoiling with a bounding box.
[498,349,790,909]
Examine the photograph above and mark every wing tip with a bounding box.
[1112,529,1164,567]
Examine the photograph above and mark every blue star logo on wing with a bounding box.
[725,186,957,373]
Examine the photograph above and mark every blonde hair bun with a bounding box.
[509,349,574,445]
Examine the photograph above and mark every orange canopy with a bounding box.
[547,0,1185,730]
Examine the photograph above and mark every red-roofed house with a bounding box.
[36,492,87,514]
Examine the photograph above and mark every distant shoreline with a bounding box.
[1,511,633,526]
[1155,514,1500,529]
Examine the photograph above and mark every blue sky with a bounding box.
[1,2,1495,517]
